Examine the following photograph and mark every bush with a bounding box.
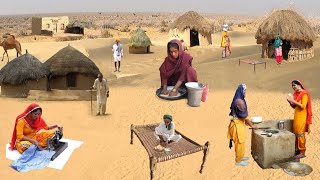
[119,25,130,32]
[101,30,113,38]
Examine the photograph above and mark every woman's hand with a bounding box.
[161,89,169,95]
[169,91,178,96]
[56,124,63,132]
[33,140,43,150]
[307,124,311,134]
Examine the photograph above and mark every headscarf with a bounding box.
[163,114,173,130]
[229,84,248,118]
[163,114,172,121]
[274,34,282,48]
[159,39,193,86]
[292,80,313,126]
[9,103,48,150]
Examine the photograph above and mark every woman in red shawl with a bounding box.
[287,80,312,159]
[159,39,198,96]
[9,103,63,153]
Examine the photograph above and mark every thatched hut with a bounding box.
[44,45,100,90]
[169,11,213,47]
[255,10,316,61]
[128,28,152,54]
[0,52,49,97]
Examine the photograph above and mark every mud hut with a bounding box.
[129,28,152,54]
[169,11,213,47]
[0,52,49,97]
[44,45,100,90]
[65,21,85,35]
[255,10,316,61]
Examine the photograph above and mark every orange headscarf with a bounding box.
[292,80,313,126]
[9,103,48,150]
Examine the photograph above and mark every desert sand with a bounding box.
[1,30,320,180]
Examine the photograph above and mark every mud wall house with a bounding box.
[32,16,69,35]
[169,11,214,47]
[65,21,85,35]
[129,28,152,54]
[44,45,101,90]
[0,53,49,97]
[255,10,316,61]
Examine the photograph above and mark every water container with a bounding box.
[201,84,209,102]
[185,82,205,107]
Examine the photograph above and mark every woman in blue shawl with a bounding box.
[227,84,256,166]
[274,34,283,49]
[229,84,248,118]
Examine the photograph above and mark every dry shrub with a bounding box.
[56,36,83,42]
[120,24,130,32]
[101,30,113,38]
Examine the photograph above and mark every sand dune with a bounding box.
[1,31,320,179]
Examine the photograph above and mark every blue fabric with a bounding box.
[229,84,248,118]
[10,145,55,172]
[274,35,282,48]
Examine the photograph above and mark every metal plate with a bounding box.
[282,162,313,176]
[156,86,187,100]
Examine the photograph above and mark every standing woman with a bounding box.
[275,44,283,65]
[287,80,312,159]
[221,30,231,58]
[274,34,283,64]
[228,84,256,166]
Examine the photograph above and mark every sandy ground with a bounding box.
[1,31,320,180]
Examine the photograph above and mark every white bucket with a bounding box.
[185,82,205,107]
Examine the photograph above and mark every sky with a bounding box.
[1,0,320,17]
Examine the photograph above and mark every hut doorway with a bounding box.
[190,29,199,47]
[268,39,291,60]
[66,73,77,87]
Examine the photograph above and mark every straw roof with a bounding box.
[0,53,49,85]
[128,28,152,47]
[170,11,213,33]
[44,45,100,76]
[255,10,316,44]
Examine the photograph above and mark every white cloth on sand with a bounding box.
[6,138,83,170]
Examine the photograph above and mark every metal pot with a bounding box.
[278,121,285,130]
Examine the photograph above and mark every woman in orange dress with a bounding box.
[287,80,312,159]
[9,103,63,153]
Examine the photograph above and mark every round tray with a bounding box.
[156,86,187,100]
[282,162,313,176]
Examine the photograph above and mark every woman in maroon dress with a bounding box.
[159,39,198,96]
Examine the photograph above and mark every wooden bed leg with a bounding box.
[130,124,134,144]
[199,141,209,174]
[150,157,156,180]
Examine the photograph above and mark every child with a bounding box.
[275,45,283,65]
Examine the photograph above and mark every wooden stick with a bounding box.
[199,141,209,174]
[130,124,134,144]
[150,157,156,180]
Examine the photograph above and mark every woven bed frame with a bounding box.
[130,123,209,180]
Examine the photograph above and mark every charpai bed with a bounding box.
[130,123,209,180]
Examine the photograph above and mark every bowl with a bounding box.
[251,116,263,124]
[185,82,205,90]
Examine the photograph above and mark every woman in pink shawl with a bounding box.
[159,39,198,96]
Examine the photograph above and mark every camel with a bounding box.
[0,33,22,63]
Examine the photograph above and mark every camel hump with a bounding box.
[2,33,15,39]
